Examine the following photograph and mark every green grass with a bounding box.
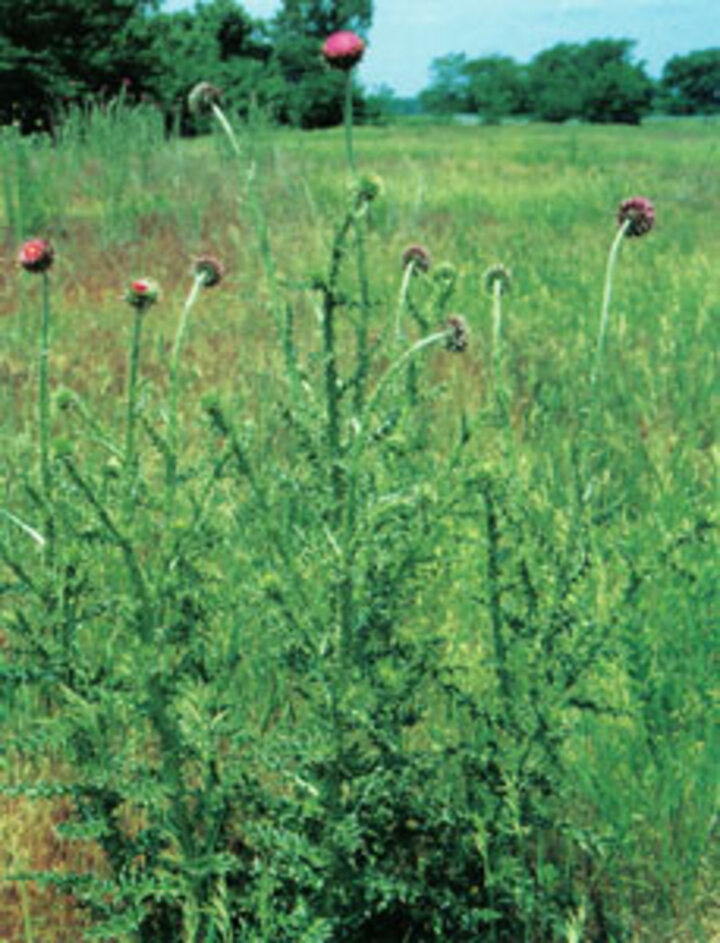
[0,110,717,941]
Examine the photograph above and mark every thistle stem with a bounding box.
[592,219,631,387]
[344,72,356,177]
[395,263,415,341]
[124,309,144,503]
[38,272,52,499]
[167,274,204,517]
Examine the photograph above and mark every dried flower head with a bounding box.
[618,197,655,238]
[402,244,432,274]
[445,315,470,353]
[193,255,224,288]
[125,278,160,312]
[18,238,54,274]
[188,81,222,116]
[484,263,512,296]
[322,31,365,71]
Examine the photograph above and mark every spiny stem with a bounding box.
[592,218,631,388]
[344,72,356,177]
[167,273,204,518]
[38,273,52,499]
[211,102,241,158]
[395,263,415,341]
[124,308,144,507]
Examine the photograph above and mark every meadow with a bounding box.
[0,100,718,942]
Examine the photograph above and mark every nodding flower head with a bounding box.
[433,262,458,290]
[322,31,365,71]
[18,238,54,274]
[484,263,512,296]
[445,315,470,354]
[188,81,222,116]
[618,197,655,238]
[402,244,432,274]
[125,277,160,312]
[193,255,224,288]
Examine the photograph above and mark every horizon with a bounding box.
[161,0,718,96]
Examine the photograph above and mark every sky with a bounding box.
[162,0,719,96]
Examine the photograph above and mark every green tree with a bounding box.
[464,55,529,124]
[528,39,653,124]
[270,0,374,128]
[661,48,720,114]
[145,1,277,131]
[419,53,471,115]
[0,0,159,131]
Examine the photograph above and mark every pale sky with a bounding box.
[162,0,719,96]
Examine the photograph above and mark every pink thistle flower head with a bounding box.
[322,31,365,71]
[125,277,160,312]
[18,238,54,274]
[618,196,655,238]
[193,255,224,288]
[402,244,431,274]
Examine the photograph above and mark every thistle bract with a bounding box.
[322,31,365,71]
[18,238,54,274]
[618,196,655,237]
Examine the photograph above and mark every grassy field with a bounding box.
[0,108,718,941]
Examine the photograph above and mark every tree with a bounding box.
[579,40,653,124]
[661,49,720,114]
[270,0,374,128]
[0,0,159,131]
[464,56,529,124]
[528,39,653,124]
[419,54,471,115]
[145,1,277,131]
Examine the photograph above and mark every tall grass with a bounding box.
[0,100,717,942]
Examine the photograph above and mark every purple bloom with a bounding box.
[402,244,432,274]
[618,197,655,238]
[18,238,54,274]
[322,31,365,71]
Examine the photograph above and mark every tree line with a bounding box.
[1,0,717,133]
[0,0,374,133]
[419,41,720,125]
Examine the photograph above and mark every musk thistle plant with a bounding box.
[593,196,655,385]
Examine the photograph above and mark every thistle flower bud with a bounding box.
[54,388,78,412]
[433,262,457,288]
[352,173,384,207]
[18,238,54,274]
[125,278,160,312]
[445,315,470,353]
[618,197,655,238]
[322,31,365,71]
[484,263,512,296]
[402,244,432,274]
[188,81,222,116]
[193,255,224,288]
